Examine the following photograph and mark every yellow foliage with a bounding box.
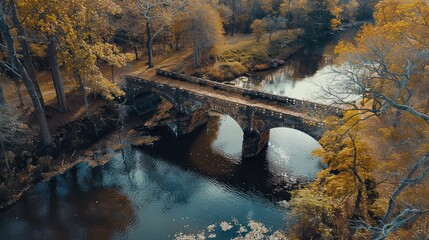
[250,19,266,42]
[17,0,127,100]
[330,18,341,30]
[29,44,47,57]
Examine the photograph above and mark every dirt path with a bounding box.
[1,31,283,125]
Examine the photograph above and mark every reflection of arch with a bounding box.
[258,119,323,140]
[216,114,244,133]
[268,126,319,142]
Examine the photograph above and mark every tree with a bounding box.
[304,0,336,38]
[264,15,285,40]
[289,112,377,239]
[9,0,44,108]
[18,0,71,112]
[171,12,189,51]
[0,2,53,146]
[303,0,429,238]
[280,0,309,28]
[20,0,127,116]
[17,0,70,112]
[356,0,378,21]
[250,19,266,42]
[0,104,27,170]
[112,0,146,60]
[187,0,225,68]
[136,0,187,68]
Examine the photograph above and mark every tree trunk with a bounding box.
[348,185,364,239]
[0,138,8,170]
[146,20,154,68]
[0,4,53,146]
[77,74,90,117]
[194,47,200,68]
[0,85,4,104]
[231,0,236,36]
[133,45,139,60]
[111,65,114,83]
[12,77,24,106]
[9,0,44,108]
[175,38,180,51]
[48,39,69,112]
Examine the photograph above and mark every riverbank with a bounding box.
[167,29,305,82]
[0,99,174,210]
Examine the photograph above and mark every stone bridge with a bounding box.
[124,71,343,158]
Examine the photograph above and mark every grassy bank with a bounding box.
[195,29,304,82]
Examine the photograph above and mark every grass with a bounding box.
[203,61,248,82]
[198,29,304,81]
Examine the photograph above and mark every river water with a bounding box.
[0,27,360,239]
[236,25,362,103]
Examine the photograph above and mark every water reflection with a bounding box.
[146,115,321,199]
[238,26,362,103]
[0,114,322,239]
[0,166,135,240]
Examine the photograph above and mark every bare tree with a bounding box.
[136,0,187,68]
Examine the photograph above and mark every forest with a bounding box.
[0,0,428,239]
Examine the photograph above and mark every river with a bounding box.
[236,24,362,103]
[0,26,360,239]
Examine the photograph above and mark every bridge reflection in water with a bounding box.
[125,70,342,158]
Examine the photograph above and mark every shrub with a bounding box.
[205,61,248,81]
[253,64,270,71]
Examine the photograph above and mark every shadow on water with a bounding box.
[142,115,316,202]
[0,114,321,239]
[0,164,135,240]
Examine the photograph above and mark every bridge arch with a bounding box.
[132,89,180,112]
[257,120,325,141]
[205,103,247,131]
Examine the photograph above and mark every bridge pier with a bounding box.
[176,109,209,135]
[242,129,270,158]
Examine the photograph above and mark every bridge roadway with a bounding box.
[125,69,343,158]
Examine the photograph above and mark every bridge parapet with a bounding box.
[156,68,343,118]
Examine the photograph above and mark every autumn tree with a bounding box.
[112,0,146,60]
[279,0,309,28]
[304,0,336,38]
[250,19,266,42]
[19,0,127,116]
[292,0,429,238]
[136,0,187,68]
[16,0,71,112]
[219,0,239,36]
[187,0,224,68]
[171,12,190,51]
